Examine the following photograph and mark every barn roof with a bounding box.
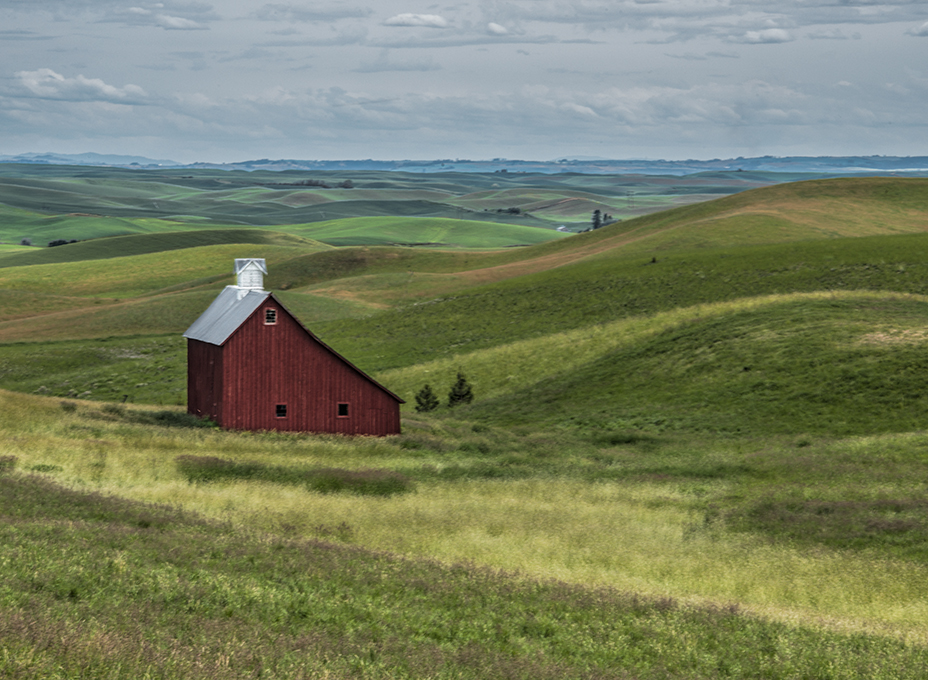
[183,286,270,346]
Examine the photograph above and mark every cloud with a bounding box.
[104,3,213,30]
[908,22,928,37]
[666,52,708,61]
[0,30,54,41]
[487,22,509,35]
[15,69,149,104]
[155,14,205,30]
[807,28,859,40]
[383,14,449,28]
[254,4,373,22]
[738,29,793,44]
[258,28,368,48]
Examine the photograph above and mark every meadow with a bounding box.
[3,170,928,677]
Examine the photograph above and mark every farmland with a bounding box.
[3,168,928,677]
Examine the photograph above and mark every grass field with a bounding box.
[4,173,928,677]
[0,163,785,237]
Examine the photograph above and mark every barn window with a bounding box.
[265,308,277,325]
[337,403,349,418]
[275,404,287,418]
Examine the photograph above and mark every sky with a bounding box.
[1,0,927,164]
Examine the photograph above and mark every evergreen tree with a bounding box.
[447,371,474,407]
[591,209,602,229]
[414,384,440,412]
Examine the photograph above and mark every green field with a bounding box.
[4,172,928,677]
[0,162,792,243]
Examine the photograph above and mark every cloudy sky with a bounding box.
[2,0,927,163]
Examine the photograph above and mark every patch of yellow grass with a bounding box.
[858,328,928,347]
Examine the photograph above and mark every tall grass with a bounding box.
[4,390,928,642]
[8,469,928,678]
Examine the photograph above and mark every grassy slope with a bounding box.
[1,176,928,347]
[5,176,928,675]
[571,176,928,255]
[466,292,928,437]
[282,216,567,247]
[312,229,928,371]
[0,228,325,268]
[0,244,323,298]
[5,434,927,679]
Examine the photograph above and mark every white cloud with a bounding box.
[908,22,928,37]
[383,14,449,28]
[253,4,373,22]
[101,3,214,30]
[560,102,597,117]
[16,69,149,104]
[487,22,509,35]
[738,29,793,44]
[155,14,205,30]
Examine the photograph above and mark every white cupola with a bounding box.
[234,258,267,290]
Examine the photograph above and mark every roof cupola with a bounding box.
[234,258,267,290]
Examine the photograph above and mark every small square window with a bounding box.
[275,404,287,418]
[265,308,277,325]
[337,403,349,417]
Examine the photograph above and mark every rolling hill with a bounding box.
[5,173,928,676]
[0,162,786,241]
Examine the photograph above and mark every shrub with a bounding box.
[307,468,410,496]
[28,464,63,473]
[175,456,412,496]
[447,371,474,407]
[132,410,216,428]
[0,455,17,472]
[415,384,439,412]
[101,404,125,417]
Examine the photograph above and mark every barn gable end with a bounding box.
[184,266,402,436]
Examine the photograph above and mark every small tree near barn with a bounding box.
[447,371,474,407]
[415,384,439,412]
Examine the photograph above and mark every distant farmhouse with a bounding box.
[184,259,403,435]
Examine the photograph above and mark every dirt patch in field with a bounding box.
[299,288,392,310]
[858,328,928,346]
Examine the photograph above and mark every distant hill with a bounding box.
[0,152,181,167]
[2,176,928,347]
[4,152,928,176]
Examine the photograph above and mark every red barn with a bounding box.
[183,259,403,435]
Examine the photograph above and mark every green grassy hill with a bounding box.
[311,229,928,370]
[283,216,566,247]
[0,162,784,239]
[0,228,324,268]
[463,292,928,437]
[4,175,928,676]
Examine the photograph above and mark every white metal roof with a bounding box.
[183,286,270,346]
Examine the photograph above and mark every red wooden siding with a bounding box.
[187,339,223,424]
[187,296,401,435]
